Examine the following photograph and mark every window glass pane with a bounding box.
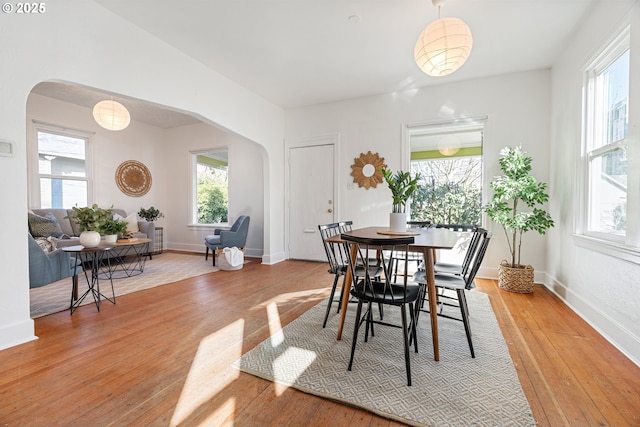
[409,128,483,226]
[37,132,86,177]
[40,178,88,209]
[589,147,627,234]
[37,131,88,209]
[596,50,629,147]
[195,151,228,224]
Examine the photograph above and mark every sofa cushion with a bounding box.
[28,212,65,238]
[114,212,140,234]
[31,208,77,236]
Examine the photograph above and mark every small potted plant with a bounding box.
[66,204,114,247]
[484,146,555,293]
[138,206,164,222]
[100,219,129,243]
[381,168,421,232]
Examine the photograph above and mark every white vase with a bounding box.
[389,212,406,233]
[79,230,101,248]
[104,234,118,243]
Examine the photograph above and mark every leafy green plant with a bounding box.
[484,146,554,268]
[100,219,128,235]
[138,206,164,222]
[66,204,113,232]
[381,168,421,213]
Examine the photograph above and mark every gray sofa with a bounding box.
[27,208,155,289]
[30,208,155,250]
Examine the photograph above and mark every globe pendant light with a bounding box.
[414,0,473,77]
[93,98,131,131]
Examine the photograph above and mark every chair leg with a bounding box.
[348,300,364,372]
[205,247,209,260]
[458,289,475,358]
[400,304,412,386]
[212,250,217,266]
[322,274,341,328]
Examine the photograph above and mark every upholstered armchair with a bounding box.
[28,233,80,289]
[204,216,250,266]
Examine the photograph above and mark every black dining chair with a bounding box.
[431,224,480,276]
[318,223,383,328]
[343,233,420,386]
[413,229,491,358]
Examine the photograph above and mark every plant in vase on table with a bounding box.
[484,146,554,293]
[138,206,164,222]
[381,168,421,232]
[66,204,114,248]
[100,219,129,243]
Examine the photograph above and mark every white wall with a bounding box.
[163,123,264,258]
[26,94,166,214]
[285,69,552,280]
[0,0,285,350]
[549,0,640,365]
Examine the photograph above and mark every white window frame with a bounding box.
[30,121,94,209]
[577,24,640,263]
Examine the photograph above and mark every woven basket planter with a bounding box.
[498,261,535,293]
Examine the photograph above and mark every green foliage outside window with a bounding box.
[197,164,228,224]
[410,157,482,225]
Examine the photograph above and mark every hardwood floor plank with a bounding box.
[1,258,638,426]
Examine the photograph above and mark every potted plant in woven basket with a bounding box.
[484,146,554,293]
[381,168,421,232]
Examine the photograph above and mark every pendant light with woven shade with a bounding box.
[93,98,131,131]
[414,0,473,77]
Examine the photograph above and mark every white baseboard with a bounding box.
[0,318,37,351]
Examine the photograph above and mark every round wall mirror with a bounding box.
[350,151,386,189]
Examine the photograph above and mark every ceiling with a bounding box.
[34,0,598,128]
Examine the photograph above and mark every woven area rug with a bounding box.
[30,253,218,318]
[233,291,535,426]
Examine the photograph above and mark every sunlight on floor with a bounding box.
[170,319,245,426]
[266,300,317,396]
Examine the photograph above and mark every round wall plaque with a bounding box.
[115,160,152,197]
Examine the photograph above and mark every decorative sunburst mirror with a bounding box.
[350,151,386,189]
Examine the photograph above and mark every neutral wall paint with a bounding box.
[285,69,552,281]
[549,0,640,365]
[163,123,265,258]
[0,0,285,350]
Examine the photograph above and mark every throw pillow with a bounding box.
[35,237,54,253]
[114,212,139,234]
[113,213,140,234]
[28,212,64,238]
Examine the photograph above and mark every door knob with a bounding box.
[327,208,333,213]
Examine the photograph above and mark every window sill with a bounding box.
[573,234,640,265]
[187,223,230,230]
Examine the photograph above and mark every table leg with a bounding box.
[336,242,358,340]
[423,248,440,361]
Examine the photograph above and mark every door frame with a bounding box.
[285,133,340,260]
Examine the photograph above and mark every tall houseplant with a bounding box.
[381,168,421,232]
[484,146,554,293]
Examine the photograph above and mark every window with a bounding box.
[583,29,630,242]
[36,129,89,209]
[409,126,483,225]
[193,149,228,224]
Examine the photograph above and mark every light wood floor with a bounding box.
[1,255,639,426]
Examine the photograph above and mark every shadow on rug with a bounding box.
[233,291,535,426]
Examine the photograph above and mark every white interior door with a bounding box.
[289,143,334,261]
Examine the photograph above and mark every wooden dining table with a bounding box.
[327,226,459,361]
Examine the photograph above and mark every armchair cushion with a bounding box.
[28,233,80,288]
[204,216,250,251]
